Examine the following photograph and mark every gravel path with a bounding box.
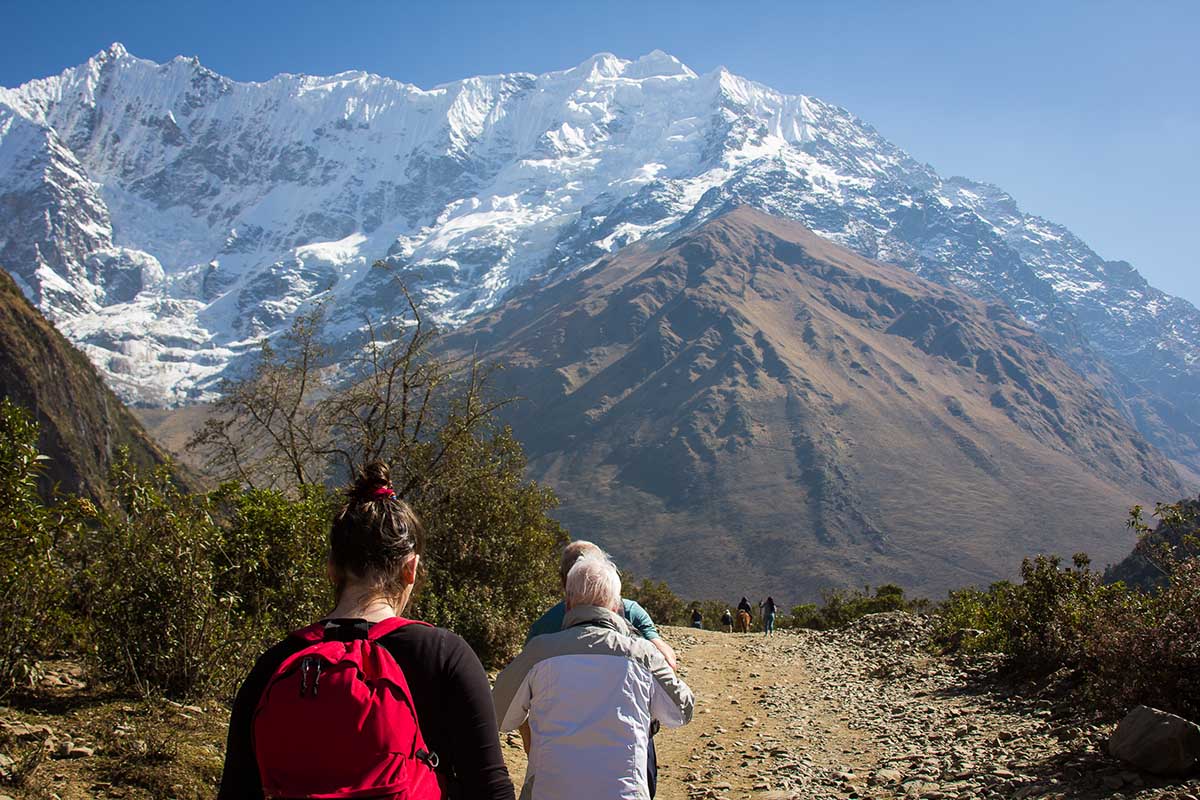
[503,614,1200,800]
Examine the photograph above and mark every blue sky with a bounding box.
[2,0,1196,306]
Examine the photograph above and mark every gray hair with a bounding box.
[565,555,622,611]
[559,540,603,584]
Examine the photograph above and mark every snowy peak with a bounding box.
[0,47,1197,474]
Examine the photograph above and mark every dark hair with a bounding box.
[330,461,424,601]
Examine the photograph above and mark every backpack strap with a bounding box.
[367,616,433,641]
[289,622,328,644]
[287,616,434,644]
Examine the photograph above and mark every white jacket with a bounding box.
[493,605,694,800]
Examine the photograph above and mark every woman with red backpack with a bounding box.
[218,462,515,800]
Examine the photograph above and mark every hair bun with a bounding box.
[351,461,392,499]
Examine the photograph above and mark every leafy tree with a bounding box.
[78,456,243,699]
[188,281,565,666]
[217,485,336,640]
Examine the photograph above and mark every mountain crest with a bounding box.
[0,47,1196,473]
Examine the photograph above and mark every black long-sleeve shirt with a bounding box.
[218,619,515,800]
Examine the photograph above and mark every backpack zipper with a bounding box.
[299,657,313,697]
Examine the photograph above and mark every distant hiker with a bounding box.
[218,462,514,800]
[761,596,778,636]
[736,596,754,632]
[495,556,695,800]
[524,541,677,797]
[691,607,703,629]
[721,608,733,632]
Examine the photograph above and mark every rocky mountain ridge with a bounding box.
[0,45,1197,475]
[444,209,1182,598]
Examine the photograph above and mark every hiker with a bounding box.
[494,555,695,800]
[761,595,778,636]
[218,462,515,800]
[691,607,703,629]
[523,540,676,796]
[526,541,677,668]
[721,608,733,632]
[737,595,753,618]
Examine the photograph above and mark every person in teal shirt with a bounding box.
[526,596,660,642]
[524,541,675,668]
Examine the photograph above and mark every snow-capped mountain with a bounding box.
[1,44,1197,472]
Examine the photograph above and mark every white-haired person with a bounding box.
[494,556,694,800]
[526,540,677,668]
[522,540,678,796]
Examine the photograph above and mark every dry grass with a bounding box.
[0,662,226,800]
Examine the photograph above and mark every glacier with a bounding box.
[0,44,1197,470]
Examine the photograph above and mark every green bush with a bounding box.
[625,579,686,626]
[0,400,71,691]
[934,547,1200,719]
[217,484,334,646]
[78,456,243,699]
[935,554,1122,671]
[1088,557,1200,719]
[785,584,928,631]
[408,422,566,668]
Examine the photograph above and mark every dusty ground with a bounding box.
[505,620,1200,800]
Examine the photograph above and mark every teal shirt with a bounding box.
[526,598,660,643]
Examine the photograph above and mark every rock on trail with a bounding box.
[501,613,1200,799]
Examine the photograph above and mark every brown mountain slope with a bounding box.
[445,208,1182,600]
[0,266,176,499]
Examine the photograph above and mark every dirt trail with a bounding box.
[501,617,1200,800]
[502,625,880,800]
[655,627,879,799]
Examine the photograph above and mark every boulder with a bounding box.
[1108,705,1200,776]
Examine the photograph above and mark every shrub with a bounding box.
[1088,557,1200,719]
[0,400,71,691]
[217,484,334,647]
[625,578,686,626]
[787,584,928,631]
[407,421,566,668]
[934,544,1200,719]
[933,554,1112,672]
[78,456,243,699]
[784,603,821,630]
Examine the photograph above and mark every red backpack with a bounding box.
[252,617,444,799]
